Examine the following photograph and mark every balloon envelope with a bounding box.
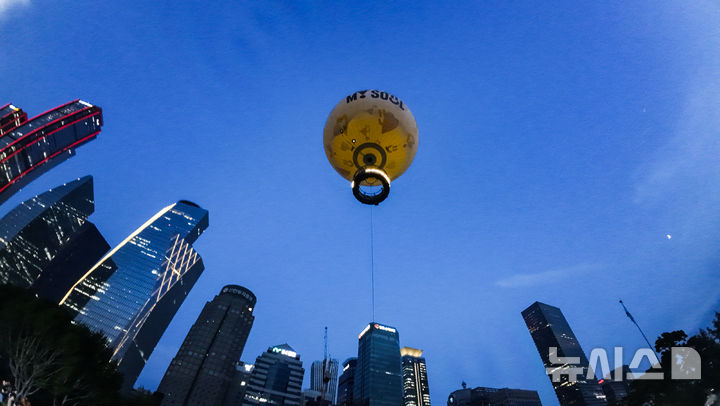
[323,90,418,186]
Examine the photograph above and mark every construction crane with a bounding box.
[321,326,331,403]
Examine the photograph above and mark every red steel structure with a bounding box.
[0,104,28,136]
[0,100,103,205]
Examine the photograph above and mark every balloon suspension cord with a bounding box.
[370,205,375,323]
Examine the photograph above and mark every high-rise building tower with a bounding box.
[354,323,403,406]
[60,200,209,390]
[223,362,255,406]
[310,358,339,404]
[0,100,103,205]
[337,358,357,406]
[242,344,305,406]
[447,386,542,406]
[31,221,110,303]
[157,285,257,406]
[0,176,110,301]
[522,302,607,406]
[400,347,430,406]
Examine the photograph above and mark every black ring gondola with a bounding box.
[352,167,391,205]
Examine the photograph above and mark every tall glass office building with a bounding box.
[0,176,109,300]
[522,302,607,406]
[337,358,357,406]
[401,347,430,406]
[0,100,103,205]
[310,358,339,404]
[60,200,209,389]
[354,323,404,406]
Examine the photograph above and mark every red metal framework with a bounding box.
[0,100,103,205]
[0,104,28,136]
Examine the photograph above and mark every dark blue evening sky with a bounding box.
[2,1,720,404]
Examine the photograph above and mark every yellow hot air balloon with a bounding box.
[323,90,418,205]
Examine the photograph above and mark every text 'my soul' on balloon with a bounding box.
[323,90,418,205]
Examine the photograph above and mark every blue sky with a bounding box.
[2,1,720,405]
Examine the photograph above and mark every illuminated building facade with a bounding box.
[223,362,255,406]
[158,285,256,406]
[32,220,110,303]
[354,323,403,406]
[310,358,339,404]
[60,200,209,389]
[447,386,542,406]
[0,104,27,136]
[522,302,607,406]
[337,358,357,406]
[0,176,109,302]
[0,100,102,205]
[242,344,305,406]
[401,347,430,406]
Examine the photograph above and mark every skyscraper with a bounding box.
[400,347,430,406]
[0,176,109,301]
[310,358,339,404]
[223,362,255,406]
[0,100,103,205]
[60,200,209,389]
[337,358,357,406]
[354,323,403,406]
[157,285,257,406]
[522,302,607,406]
[242,344,305,406]
[31,221,110,303]
[447,386,542,406]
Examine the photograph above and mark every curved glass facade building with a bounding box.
[0,100,103,205]
[0,176,109,299]
[60,200,209,389]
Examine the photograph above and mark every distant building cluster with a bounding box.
[0,100,632,406]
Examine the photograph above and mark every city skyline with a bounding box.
[2,2,720,405]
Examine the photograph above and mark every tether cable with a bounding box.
[370,205,375,322]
